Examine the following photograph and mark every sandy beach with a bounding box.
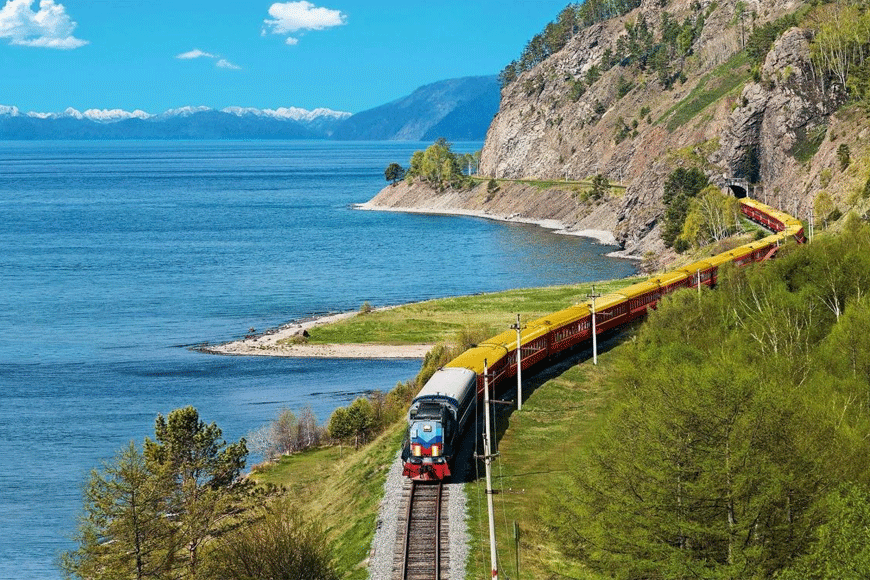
[198,310,434,359]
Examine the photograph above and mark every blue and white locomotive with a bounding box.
[401,367,477,481]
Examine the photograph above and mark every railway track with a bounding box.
[394,480,449,580]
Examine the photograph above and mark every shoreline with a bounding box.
[354,200,620,246]
[198,198,640,360]
[196,308,434,359]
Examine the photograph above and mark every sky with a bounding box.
[0,0,572,115]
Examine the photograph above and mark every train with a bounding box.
[401,195,805,481]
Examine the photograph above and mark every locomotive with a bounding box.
[401,367,476,480]
[401,196,805,481]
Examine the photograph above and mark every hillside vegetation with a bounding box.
[465,219,870,579]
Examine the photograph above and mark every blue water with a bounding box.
[0,140,636,579]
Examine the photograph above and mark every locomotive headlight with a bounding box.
[412,444,422,457]
[431,444,440,457]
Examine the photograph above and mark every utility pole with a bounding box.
[587,285,601,365]
[483,360,499,580]
[809,207,815,243]
[510,314,522,410]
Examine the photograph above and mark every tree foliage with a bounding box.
[144,406,248,578]
[661,167,710,249]
[810,3,870,96]
[328,397,375,450]
[499,1,642,87]
[779,483,870,580]
[405,138,469,191]
[548,223,870,579]
[384,162,405,184]
[61,443,175,580]
[247,406,326,461]
[678,185,740,248]
[63,407,249,580]
[589,174,610,200]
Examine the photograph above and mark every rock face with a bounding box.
[721,27,845,191]
[366,0,863,258]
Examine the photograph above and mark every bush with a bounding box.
[569,79,586,101]
[590,174,610,200]
[617,75,634,98]
[204,502,339,580]
[673,237,691,253]
[837,143,851,170]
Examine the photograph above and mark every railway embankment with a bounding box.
[244,279,641,579]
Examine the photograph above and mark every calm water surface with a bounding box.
[0,140,636,579]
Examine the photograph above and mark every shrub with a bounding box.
[569,79,586,101]
[837,143,851,171]
[204,502,339,580]
[820,168,832,188]
[590,174,610,200]
[617,75,634,98]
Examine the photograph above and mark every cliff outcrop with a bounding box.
[366,0,870,259]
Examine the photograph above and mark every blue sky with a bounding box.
[0,0,570,114]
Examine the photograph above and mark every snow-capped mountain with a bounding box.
[0,75,500,140]
[222,106,351,122]
[0,104,352,139]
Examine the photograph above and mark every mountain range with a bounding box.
[0,76,498,141]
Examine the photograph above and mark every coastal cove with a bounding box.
[0,140,637,579]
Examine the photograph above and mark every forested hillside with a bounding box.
[543,217,870,578]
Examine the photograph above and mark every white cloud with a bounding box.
[176,48,240,70]
[284,36,298,45]
[176,48,216,60]
[216,58,240,70]
[0,0,88,49]
[263,1,346,44]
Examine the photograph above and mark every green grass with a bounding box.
[661,51,752,132]
[299,279,644,346]
[791,124,828,164]
[465,345,625,579]
[254,279,653,578]
[470,176,628,191]
[249,425,406,579]
[252,333,630,580]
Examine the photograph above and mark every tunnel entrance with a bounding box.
[726,177,749,198]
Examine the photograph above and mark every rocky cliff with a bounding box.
[367,0,870,259]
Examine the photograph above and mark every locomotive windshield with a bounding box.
[414,402,442,419]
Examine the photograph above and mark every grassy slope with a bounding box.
[250,425,406,579]
[464,343,622,580]
[253,278,644,579]
[300,278,643,346]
